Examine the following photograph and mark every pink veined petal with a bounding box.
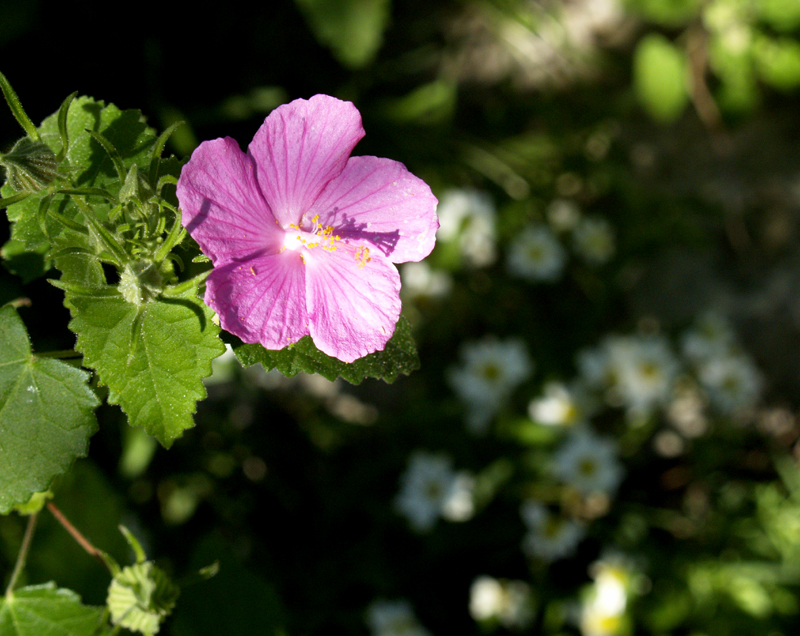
[205,251,309,349]
[177,137,283,264]
[248,95,365,228]
[304,245,402,363]
[311,155,439,263]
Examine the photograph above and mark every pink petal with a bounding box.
[304,246,401,363]
[205,251,309,349]
[177,137,282,264]
[311,156,439,263]
[248,95,364,228]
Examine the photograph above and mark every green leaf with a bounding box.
[293,0,390,68]
[0,583,106,636]
[0,306,98,514]
[61,280,225,447]
[633,34,690,123]
[230,315,420,385]
[754,35,800,91]
[2,96,161,278]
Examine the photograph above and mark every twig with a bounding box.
[46,501,111,572]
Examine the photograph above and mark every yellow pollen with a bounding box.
[354,245,371,268]
[283,215,340,253]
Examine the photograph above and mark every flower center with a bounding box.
[281,214,340,254]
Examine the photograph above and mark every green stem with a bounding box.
[5,512,38,598]
[0,72,40,141]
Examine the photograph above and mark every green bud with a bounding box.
[107,561,180,634]
[118,260,164,305]
[1,137,59,192]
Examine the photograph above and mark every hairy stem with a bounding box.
[5,512,38,598]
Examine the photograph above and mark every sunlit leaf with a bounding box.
[633,34,689,123]
[61,279,225,447]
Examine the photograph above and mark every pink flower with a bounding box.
[177,95,438,363]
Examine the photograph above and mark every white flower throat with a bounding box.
[280,213,372,267]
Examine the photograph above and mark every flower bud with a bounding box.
[1,137,59,192]
[107,561,179,634]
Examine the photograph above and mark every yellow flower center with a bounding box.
[281,214,340,253]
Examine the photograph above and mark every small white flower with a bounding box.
[698,353,763,415]
[547,199,582,232]
[395,451,474,532]
[448,337,533,434]
[681,311,737,363]
[469,576,534,628]
[367,599,431,636]
[528,381,595,427]
[551,427,624,496]
[572,217,615,265]
[520,501,585,562]
[507,225,567,282]
[580,557,635,636]
[436,189,497,267]
[401,262,453,300]
[609,335,679,417]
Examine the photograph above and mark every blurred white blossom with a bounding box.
[469,576,534,628]
[528,381,595,427]
[697,352,763,415]
[401,262,453,300]
[681,311,737,363]
[395,451,475,532]
[507,225,567,282]
[448,337,533,434]
[548,198,582,232]
[572,216,615,265]
[435,188,497,267]
[552,427,624,497]
[367,599,431,636]
[520,501,585,562]
[580,557,636,636]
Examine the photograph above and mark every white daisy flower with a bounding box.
[435,188,497,267]
[551,427,624,497]
[547,198,582,232]
[528,381,595,427]
[394,451,474,532]
[681,311,737,363]
[608,335,679,417]
[366,599,431,636]
[448,337,533,434]
[401,262,453,300]
[507,225,567,282]
[698,352,763,415]
[469,576,534,628]
[520,501,585,562]
[572,217,615,266]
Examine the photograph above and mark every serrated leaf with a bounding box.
[633,34,690,124]
[231,315,419,384]
[2,96,161,278]
[0,306,98,514]
[0,583,106,636]
[62,281,225,447]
